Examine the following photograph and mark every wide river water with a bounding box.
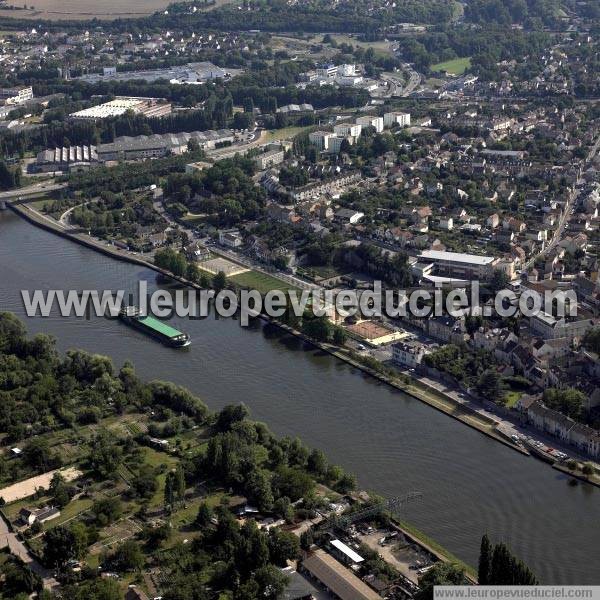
[0,211,598,584]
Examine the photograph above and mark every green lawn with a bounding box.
[230,270,299,294]
[504,391,521,409]
[24,198,52,211]
[46,497,93,529]
[431,57,472,75]
[265,126,313,142]
[181,213,207,226]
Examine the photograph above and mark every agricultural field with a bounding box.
[0,0,237,19]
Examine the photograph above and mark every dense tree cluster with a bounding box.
[0,159,22,190]
[422,344,501,391]
[479,534,539,584]
[164,155,265,226]
[395,26,550,79]
[465,0,561,27]
[0,312,361,600]
[66,150,204,197]
[346,243,412,288]
[542,387,586,421]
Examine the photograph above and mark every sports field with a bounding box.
[431,57,472,75]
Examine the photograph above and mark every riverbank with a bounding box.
[11,201,528,457]
[4,207,600,584]
[552,463,600,488]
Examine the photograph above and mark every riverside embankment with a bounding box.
[11,201,524,454]
[2,208,600,584]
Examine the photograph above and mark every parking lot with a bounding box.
[357,528,437,584]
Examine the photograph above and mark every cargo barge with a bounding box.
[119,306,191,347]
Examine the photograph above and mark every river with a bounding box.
[0,210,598,584]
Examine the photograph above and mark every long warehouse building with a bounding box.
[34,129,235,171]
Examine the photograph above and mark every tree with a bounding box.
[186,262,200,283]
[489,541,538,585]
[163,474,174,511]
[187,138,201,153]
[465,315,483,337]
[334,472,356,494]
[195,502,213,528]
[253,564,289,600]
[50,472,70,508]
[273,467,314,502]
[476,369,505,403]
[213,270,227,292]
[478,533,492,584]
[542,388,585,420]
[132,466,159,499]
[44,524,87,568]
[91,497,123,526]
[301,316,332,342]
[2,557,42,597]
[61,579,121,600]
[246,468,275,512]
[273,496,294,521]
[216,403,249,431]
[108,540,144,572]
[416,563,466,600]
[307,448,327,476]
[87,432,122,479]
[583,327,600,353]
[22,438,59,472]
[267,528,300,566]
[582,463,594,476]
[487,269,510,294]
[332,326,347,345]
[300,529,313,551]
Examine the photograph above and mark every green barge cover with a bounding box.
[137,315,184,339]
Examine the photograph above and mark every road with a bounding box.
[205,128,267,161]
[524,132,600,269]
[380,68,421,98]
[0,181,66,202]
[0,513,58,589]
[58,198,99,227]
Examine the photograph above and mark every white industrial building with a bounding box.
[417,249,498,280]
[76,62,226,84]
[70,97,172,120]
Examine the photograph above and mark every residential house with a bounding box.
[392,341,433,369]
[19,506,60,526]
[218,229,243,248]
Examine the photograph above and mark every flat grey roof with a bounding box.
[419,250,495,266]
